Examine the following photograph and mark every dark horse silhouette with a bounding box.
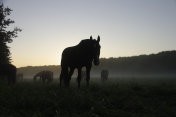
[16,73,23,81]
[0,64,16,84]
[33,70,53,83]
[60,36,101,88]
[101,69,109,82]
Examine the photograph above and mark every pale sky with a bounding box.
[4,0,176,67]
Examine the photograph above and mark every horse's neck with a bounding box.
[77,41,93,51]
[75,40,95,60]
[77,45,94,57]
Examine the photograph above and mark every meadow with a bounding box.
[0,77,176,117]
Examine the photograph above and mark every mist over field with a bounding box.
[17,50,176,79]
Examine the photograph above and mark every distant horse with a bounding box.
[60,36,101,88]
[0,64,16,84]
[101,70,109,82]
[16,73,23,81]
[33,71,53,83]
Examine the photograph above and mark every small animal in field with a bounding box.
[60,36,101,88]
[33,71,53,83]
[101,70,109,82]
[0,64,16,84]
[16,73,23,81]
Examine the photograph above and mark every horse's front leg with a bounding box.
[42,77,45,83]
[77,68,82,88]
[60,67,68,87]
[60,69,63,87]
[68,67,74,85]
[86,66,91,86]
[68,68,74,81]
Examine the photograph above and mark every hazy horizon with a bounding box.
[16,50,175,68]
[3,0,176,67]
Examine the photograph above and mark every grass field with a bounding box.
[0,77,176,117]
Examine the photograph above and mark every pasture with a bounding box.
[0,77,176,117]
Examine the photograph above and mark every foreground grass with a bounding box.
[0,78,176,117]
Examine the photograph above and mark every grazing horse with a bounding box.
[101,70,109,82]
[33,71,53,83]
[0,64,16,84]
[60,36,101,88]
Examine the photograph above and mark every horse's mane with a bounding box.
[77,39,96,48]
[78,39,90,45]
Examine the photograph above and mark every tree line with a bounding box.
[17,50,176,77]
[99,50,176,74]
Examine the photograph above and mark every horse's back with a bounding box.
[61,46,77,66]
[61,46,92,68]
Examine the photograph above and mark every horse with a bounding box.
[0,64,16,84]
[44,71,54,83]
[16,73,23,81]
[60,36,101,88]
[33,71,53,83]
[101,69,109,82]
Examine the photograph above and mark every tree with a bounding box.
[0,4,21,64]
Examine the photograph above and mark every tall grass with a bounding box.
[0,77,176,117]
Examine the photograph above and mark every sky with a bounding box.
[3,0,176,67]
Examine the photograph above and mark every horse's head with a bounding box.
[90,36,101,66]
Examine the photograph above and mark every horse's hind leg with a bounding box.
[77,68,82,88]
[42,77,45,83]
[68,67,74,81]
[86,67,91,86]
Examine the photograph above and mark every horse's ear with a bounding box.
[97,35,100,42]
[90,36,93,40]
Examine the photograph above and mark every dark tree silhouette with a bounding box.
[0,3,20,85]
[0,4,21,64]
